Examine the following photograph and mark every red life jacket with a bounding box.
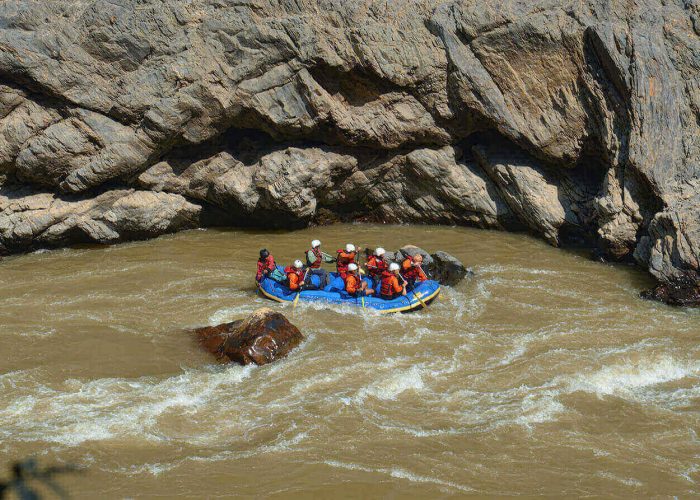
[307,247,322,268]
[366,255,387,277]
[380,271,401,298]
[284,265,304,278]
[402,256,428,282]
[336,250,356,277]
[402,256,419,280]
[284,266,305,290]
[345,273,361,295]
[256,255,276,281]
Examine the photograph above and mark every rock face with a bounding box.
[0,1,699,300]
[193,308,304,365]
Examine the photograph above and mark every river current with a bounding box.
[1,224,699,497]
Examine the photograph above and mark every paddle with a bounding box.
[400,272,428,309]
[358,268,366,309]
[292,268,309,309]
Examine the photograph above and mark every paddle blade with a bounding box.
[413,291,427,309]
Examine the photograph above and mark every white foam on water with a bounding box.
[113,425,315,477]
[0,364,255,447]
[208,304,258,324]
[0,369,36,389]
[439,279,495,320]
[596,471,644,488]
[290,372,348,395]
[355,365,426,402]
[494,335,531,367]
[374,422,461,438]
[291,298,388,318]
[679,465,699,484]
[515,391,565,427]
[475,264,507,274]
[566,355,700,396]
[387,467,474,493]
[17,327,57,338]
[1,395,39,421]
[323,460,473,493]
[475,264,560,276]
[521,268,559,275]
[398,327,435,345]
[431,380,570,432]
[122,462,177,476]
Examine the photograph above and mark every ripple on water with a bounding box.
[322,460,474,493]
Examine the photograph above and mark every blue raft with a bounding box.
[257,266,440,313]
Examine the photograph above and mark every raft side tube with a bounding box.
[257,269,440,313]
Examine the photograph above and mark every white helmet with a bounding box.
[345,243,355,253]
[389,262,400,272]
[375,247,385,257]
[348,263,358,272]
[311,239,321,248]
[294,259,303,269]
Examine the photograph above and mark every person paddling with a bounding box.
[285,260,306,291]
[306,239,335,285]
[345,263,374,297]
[336,243,359,279]
[401,253,428,289]
[366,247,388,280]
[380,263,407,299]
[256,248,276,282]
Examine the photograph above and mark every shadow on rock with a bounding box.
[192,307,304,365]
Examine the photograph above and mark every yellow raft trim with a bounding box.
[256,283,440,314]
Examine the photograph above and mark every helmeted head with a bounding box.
[260,249,269,259]
[348,263,358,273]
[294,259,303,269]
[345,243,356,253]
[375,247,385,257]
[414,254,423,264]
[389,262,400,273]
[311,239,321,248]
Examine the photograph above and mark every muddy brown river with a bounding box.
[1,224,700,497]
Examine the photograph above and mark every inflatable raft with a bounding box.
[257,266,440,313]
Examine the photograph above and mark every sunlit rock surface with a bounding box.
[193,307,304,365]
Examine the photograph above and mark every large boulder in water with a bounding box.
[430,251,470,286]
[193,308,304,365]
[396,245,469,286]
[399,245,434,266]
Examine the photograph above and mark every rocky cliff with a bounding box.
[0,0,698,290]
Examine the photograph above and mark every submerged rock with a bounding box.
[640,276,700,307]
[430,251,470,286]
[193,308,303,366]
[393,245,468,286]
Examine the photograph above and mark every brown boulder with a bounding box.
[193,308,304,365]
